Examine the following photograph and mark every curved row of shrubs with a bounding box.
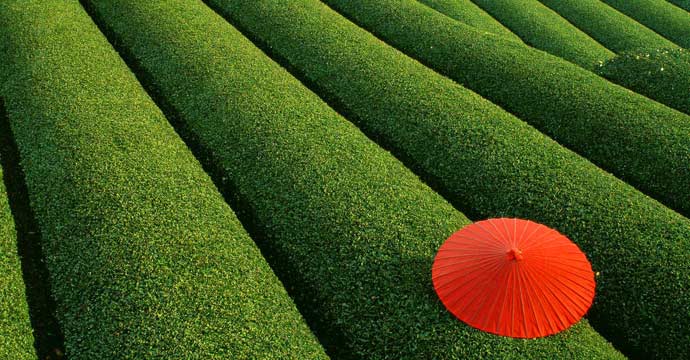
[598,48,690,116]
[416,0,521,41]
[82,0,625,358]
[0,1,326,358]
[455,0,690,119]
[521,0,689,117]
[361,0,687,123]
[320,0,690,220]
[668,0,690,11]
[538,0,677,53]
[469,0,614,69]
[0,157,34,359]
[209,0,690,358]
[601,0,690,48]
[453,0,689,117]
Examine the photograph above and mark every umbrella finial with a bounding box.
[507,248,523,261]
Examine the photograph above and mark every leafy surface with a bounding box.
[82,0,627,358]
[416,0,521,41]
[319,0,690,219]
[601,0,690,48]
[0,157,34,358]
[598,48,690,115]
[0,1,326,358]
[469,0,614,69]
[214,0,690,358]
[539,0,677,53]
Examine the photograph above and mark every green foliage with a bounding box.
[83,0,625,358]
[469,0,615,69]
[319,0,690,220]
[539,0,678,53]
[598,48,690,115]
[0,161,35,359]
[211,0,690,358]
[601,0,690,48]
[416,0,522,41]
[0,1,326,358]
[668,0,690,12]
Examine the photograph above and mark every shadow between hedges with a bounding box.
[0,98,66,359]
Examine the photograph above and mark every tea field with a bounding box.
[0,1,688,359]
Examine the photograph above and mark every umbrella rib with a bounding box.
[438,257,506,307]
[510,267,517,335]
[478,256,512,334]
[518,262,546,337]
[522,262,558,335]
[521,226,559,251]
[515,218,530,250]
[474,221,510,248]
[438,246,506,255]
[517,221,544,249]
[516,263,530,337]
[495,263,514,335]
[529,260,595,296]
[489,219,512,248]
[432,257,502,284]
[504,218,518,249]
[526,264,590,321]
[466,255,511,327]
[458,225,503,247]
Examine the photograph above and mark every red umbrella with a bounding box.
[432,218,595,338]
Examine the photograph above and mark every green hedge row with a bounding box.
[456,1,686,116]
[416,0,521,41]
[0,1,326,358]
[469,0,614,69]
[668,0,690,11]
[320,0,690,219]
[538,0,677,53]
[83,0,624,358]
[459,1,687,118]
[601,0,690,48]
[209,0,690,358]
[598,48,690,115]
[0,157,35,359]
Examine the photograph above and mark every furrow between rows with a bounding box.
[0,100,36,360]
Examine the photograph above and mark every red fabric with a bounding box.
[432,218,595,338]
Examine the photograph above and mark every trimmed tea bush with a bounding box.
[318,0,690,219]
[210,0,690,358]
[417,0,521,41]
[601,0,690,48]
[0,1,326,358]
[82,0,625,358]
[539,0,677,53]
[598,48,690,115]
[469,0,615,69]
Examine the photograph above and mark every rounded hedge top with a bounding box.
[598,48,690,115]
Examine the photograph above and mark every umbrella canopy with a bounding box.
[432,218,595,338]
